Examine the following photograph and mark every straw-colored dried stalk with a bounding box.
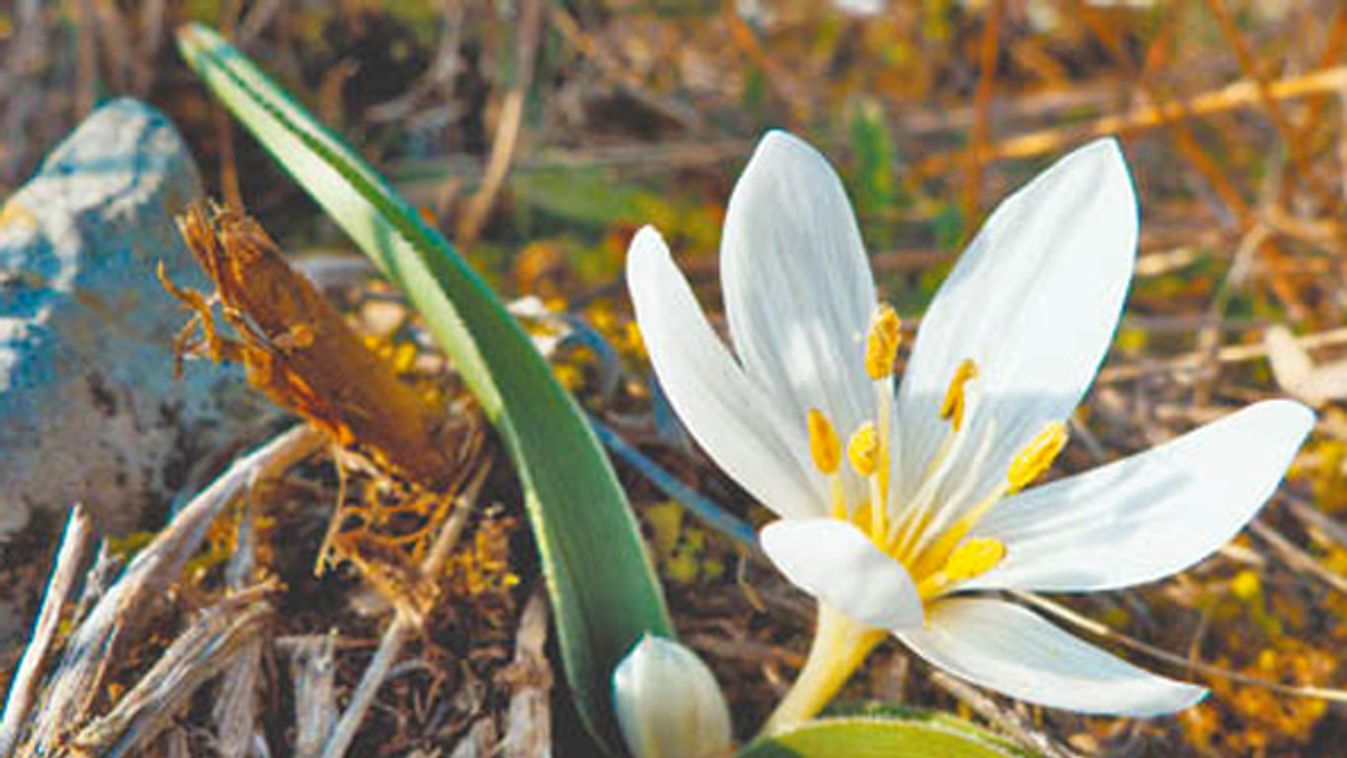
[19,425,322,756]
[67,584,275,757]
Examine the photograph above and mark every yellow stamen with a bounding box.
[828,477,847,520]
[872,385,894,539]
[916,537,1006,598]
[807,408,842,475]
[874,384,894,502]
[943,537,1006,581]
[864,304,902,380]
[846,422,887,538]
[810,409,851,520]
[847,422,879,477]
[938,359,979,431]
[1007,421,1068,493]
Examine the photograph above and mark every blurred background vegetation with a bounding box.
[6,0,1347,754]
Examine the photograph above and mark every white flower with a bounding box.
[626,130,1313,723]
[612,635,733,758]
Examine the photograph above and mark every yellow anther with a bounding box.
[864,304,902,380]
[847,422,879,477]
[943,538,1006,582]
[1007,421,1068,493]
[938,359,979,431]
[807,408,842,475]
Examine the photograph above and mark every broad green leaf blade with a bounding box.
[741,707,1038,758]
[175,23,671,750]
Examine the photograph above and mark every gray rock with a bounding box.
[0,98,263,537]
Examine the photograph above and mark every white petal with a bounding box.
[721,131,879,448]
[964,400,1314,592]
[898,598,1206,716]
[761,518,923,629]
[613,635,733,758]
[895,139,1136,506]
[627,227,823,518]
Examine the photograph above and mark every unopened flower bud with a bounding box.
[612,635,733,758]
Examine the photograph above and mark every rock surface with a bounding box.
[0,98,263,536]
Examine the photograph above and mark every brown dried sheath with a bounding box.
[173,203,456,491]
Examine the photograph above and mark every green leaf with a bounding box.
[510,168,653,229]
[847,100,900,225]
[740,705,1039,758]
[175,23,671,751]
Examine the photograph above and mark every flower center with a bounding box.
[805,303,1068,602]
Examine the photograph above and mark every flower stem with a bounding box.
[759,604,886,736]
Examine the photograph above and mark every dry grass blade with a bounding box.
[212,639,263,758]
[319,614,411,758]
[961,0,1003,225]
[1098,326,1347,384]
[67,583,277,757]
[1248,519,1347,596]
[212,491,265,757]
[20,425,322,756]
[448,718,498,758]
[1284,495,1347,550]
[0,506,96,755]
[455,0,542,246]
[915,66,1347,177]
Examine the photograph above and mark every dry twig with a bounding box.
[1013,591,1347,704]
[915,66,1347,177]
[0,506,97,755]
[1248,518,1347,596]
[212,489,266,757]
[499,589,552,758]
[20,425,322,755]
[285,633,339,758]
[318,468,486,758]
[455,0,543,245]
[929,671,1080,758]
[68,584,277,757]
